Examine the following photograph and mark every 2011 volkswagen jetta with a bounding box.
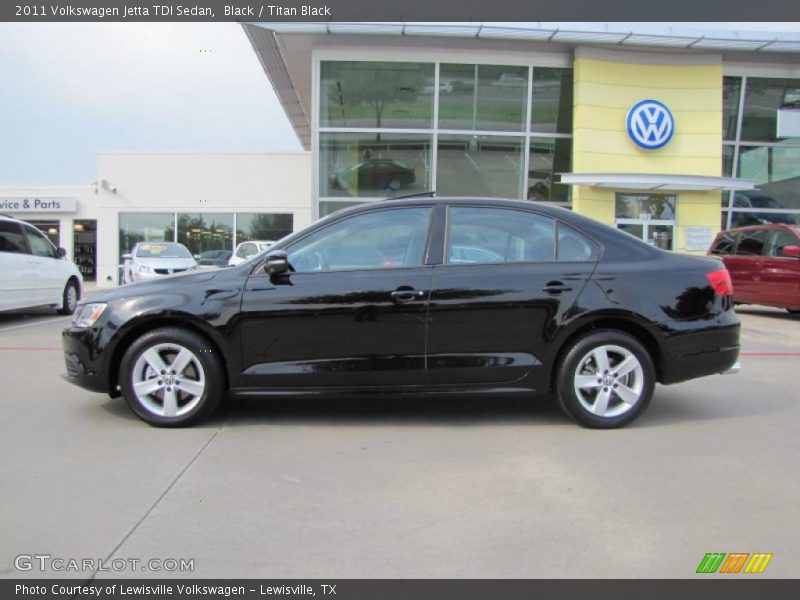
[62,195,741,428]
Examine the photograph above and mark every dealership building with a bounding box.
[243,22,800,254]
[2,23,799,287]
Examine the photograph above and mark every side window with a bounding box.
[710,231,738,255]
[768,230,800,257]
[735,230,768,256]
[557,223,599,262]
[237,243,254,259]
[0,221,28,254]
[446,207,555,264]
[286,207,432,272]
[24,226,56,258]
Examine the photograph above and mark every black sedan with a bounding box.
[62,195,740,428]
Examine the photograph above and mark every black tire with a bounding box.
[787,309,800,315]
[119,327,225,427]
[556,330,655,429]
[57,279,79,315]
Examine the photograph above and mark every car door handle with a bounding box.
[390,289,426,304]
[542,281,573,294]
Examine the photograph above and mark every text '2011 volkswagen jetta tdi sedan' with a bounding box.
[62,195,741,429]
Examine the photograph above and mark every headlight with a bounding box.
[137,265,152,273]
[72,303,107,328]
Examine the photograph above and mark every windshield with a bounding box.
[136,243,192,258]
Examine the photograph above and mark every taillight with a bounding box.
[707,269,733,296]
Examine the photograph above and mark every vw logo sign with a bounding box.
[626,99,675,150]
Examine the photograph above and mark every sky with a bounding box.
[0,22,797,185]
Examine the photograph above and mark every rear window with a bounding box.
[0,220,27,254]
[711,231,738,255]
[136,243,191,258]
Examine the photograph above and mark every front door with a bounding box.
[239,206,434,388]
[426,205,599,386]
[761,228,800,308]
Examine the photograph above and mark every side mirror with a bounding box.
[263,250,290,276]
[781,245,800,258]
[56,247,67,258]
[122,253,132,260]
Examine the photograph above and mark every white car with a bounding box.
[0,215,83,314]
[228,240,275,266]
[122,242,198,284]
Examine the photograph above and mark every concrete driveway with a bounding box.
[1,305,798,579]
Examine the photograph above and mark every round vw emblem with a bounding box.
[626,99,675,150]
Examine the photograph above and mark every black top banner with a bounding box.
[2,0,800,22]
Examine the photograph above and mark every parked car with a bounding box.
[121,242,197,285]
[0,214,82,314]
[63,195,740,429]
[730,191,797,227]
[329,159,416,193]
[194,249,232,268]
[708,223,800,313]
[229,240,275,266]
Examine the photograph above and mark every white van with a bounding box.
[228,240,275,266]
[0,215,83,314]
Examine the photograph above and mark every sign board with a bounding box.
[777,109,800,138]
[0,197,77,213]
[685,226,714,251]
[626,99,675,150]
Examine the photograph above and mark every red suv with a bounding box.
[709,224,800,313]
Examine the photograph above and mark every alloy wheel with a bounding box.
[131,343,206,417]
[573,344,645,418]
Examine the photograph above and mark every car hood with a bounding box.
[133,257,197,269]
[91,270,220,303]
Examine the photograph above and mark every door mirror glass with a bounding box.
[122,253,133,260]
[781,245,800,258]
[263,250,290,276]
[56,247,67,258]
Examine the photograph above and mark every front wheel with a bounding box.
[556,330,655,429]
[57,280,79,315]
[787,309,800,315]
[119,328,225,427]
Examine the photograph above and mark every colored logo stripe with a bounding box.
[744,553,773,574]
[697,552,772,574]
[697,553,726,573]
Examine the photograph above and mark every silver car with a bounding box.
[122,242,198,284]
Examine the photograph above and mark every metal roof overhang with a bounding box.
[559,173,756,192]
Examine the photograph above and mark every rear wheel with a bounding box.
[57,280,79,315]
[787,309,800,315]
[556,330,655,429]
[119,328,225,427]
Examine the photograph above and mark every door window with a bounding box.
[0,221,28,254]
[236,242,256,259]
[735,230,769,256]
[446,207,556,264]
[286,207,432,272]
[711,231,738,255]
[24,226,55,258]
[768,230,800,257]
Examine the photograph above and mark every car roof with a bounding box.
[719,223,797,234]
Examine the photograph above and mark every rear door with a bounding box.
[761,228,800,308]
[0,220,36,310]
[724,228,769,303]
[425,205,599,386]
[23,224,64,305]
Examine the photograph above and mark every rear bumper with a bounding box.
[61,326,108,394]
[659,322,741,385]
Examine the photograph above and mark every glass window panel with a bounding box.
[177,213,233,256]
[437,135,524,198]
[531,67,573,134]
[320,61,434,129]
[446,207,555,263]
[723,76,741,141]
[768,229,800,257]
[557,223,598,261]
[320,133,431,198]
[737,145,800,210]
[236,213,293,243]
[710,230,737,255]
[286,207,432,272]
[119,213,175,260]
[528,138,572,202]
[615,194,676,220]
[438,64,528,132]
[24,226,54,258]
[0,220,27,254]
[741,77,800,141]
[319,200,367,218]
[735,229,769,256]
[722,145,735,177]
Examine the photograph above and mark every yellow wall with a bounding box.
[572,51,723,254]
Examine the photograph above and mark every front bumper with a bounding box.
[61,326,108,394]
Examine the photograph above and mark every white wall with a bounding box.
[2,151,312,288]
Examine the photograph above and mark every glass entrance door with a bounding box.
[615,193,676,250]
